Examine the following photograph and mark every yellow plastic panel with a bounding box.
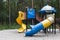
[22,23,26,29]
[41,19,52,28]
[19,11,25,20]
[17,28,24,33]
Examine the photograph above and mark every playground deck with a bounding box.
[0,29,60,40]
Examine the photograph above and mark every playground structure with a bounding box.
[25,17,54,36]
[16,8,43,32]
[39,5,56,34]
[16,5,56,36]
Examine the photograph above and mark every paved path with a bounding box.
[0,29,60,40]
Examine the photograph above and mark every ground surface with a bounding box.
[0,29,60,40]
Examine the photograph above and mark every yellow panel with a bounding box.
[16,17,22,25]
[41,19,52,28]
[17,23,26,33]
[18,11,25,20]
[22,23,26,29]
[17,28,24,33]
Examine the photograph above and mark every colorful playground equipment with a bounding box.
[16,5,56,36]
[39,5,56,34]
[16,11,26,32]
[16,8,43,32]
[25,17,54,36]
[25,5,56,36]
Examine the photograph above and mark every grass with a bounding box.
[0,23,57,30]
[0,23,31,30]
[0,23,19,30]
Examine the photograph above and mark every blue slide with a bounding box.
[25,17,53,36]
[25,23,44,36]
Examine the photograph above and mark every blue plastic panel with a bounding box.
[27,8,35,19]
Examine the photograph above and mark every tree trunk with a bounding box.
[8,0,11,25]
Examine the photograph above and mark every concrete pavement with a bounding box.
[0,29,60,40]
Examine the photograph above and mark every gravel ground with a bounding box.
[0,29,60,40]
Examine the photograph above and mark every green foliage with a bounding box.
[0,23,19,30]
[0,0,60,30]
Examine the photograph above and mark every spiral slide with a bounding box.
[25,17,54,36]
[16,11,26,32]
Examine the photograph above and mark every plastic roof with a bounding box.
[40,5,56,13]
